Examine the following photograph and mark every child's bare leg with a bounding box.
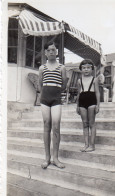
[87,105,96,151]
[41,104,51,169]
[79,107,89,152]
[51,105,65,168]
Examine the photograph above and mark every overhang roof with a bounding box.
[8,3,102,66]
[64,31,101,66]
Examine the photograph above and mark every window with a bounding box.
[25,36,42,69]
[8,18,60,69]
[8,18,18,63]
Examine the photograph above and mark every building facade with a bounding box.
[8,3,104,104]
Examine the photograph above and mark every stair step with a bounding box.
[7,155,115,196]
[8,127,115,134]
[8,102,115,121]
[7,102,115,196]
[7,137,115,151]
[7,142,115,165]
[7,173,95,196]
[31,102,115,111]
[8,118,115,130]
[8,101,33,110]
[21,107,115,119]
[8,118,115,122]
[7,129,115,145]
[8,150,115,172]
[8,127,115,133]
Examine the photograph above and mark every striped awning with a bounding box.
[18,10,101,55]
[18,10,63,36]
[8,8,104,66]
[64,22,101,54]
[64,31,101,66]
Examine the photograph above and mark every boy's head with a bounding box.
[44,42,58,59]
[79,59,95,70]
[44,42,57,50]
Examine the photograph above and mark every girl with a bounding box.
[77,59,100,152]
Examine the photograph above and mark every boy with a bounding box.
[39,42,67,169]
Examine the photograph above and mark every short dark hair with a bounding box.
[79,59,95,70]
[44,42,57,50]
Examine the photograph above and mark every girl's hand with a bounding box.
[76,107,80,115]
[95,105,99,114]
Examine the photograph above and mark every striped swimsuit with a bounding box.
[40,64,62,107]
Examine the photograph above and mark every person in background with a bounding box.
[98,65,105,102]
[39,42,67,169]
[77,59,100,152]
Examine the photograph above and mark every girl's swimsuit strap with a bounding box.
[80,78,84,91]
[81,77,95,92]
[88,77,95,91]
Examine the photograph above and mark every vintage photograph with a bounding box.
[6,0,115,195]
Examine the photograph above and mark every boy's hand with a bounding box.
[76,107,80,115]
[95,105,99,114]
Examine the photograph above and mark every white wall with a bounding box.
[19,67,38,103]
[8,64,17,101]
[112,66,115,102]
[1,1,7,196]
[8,63,39,104]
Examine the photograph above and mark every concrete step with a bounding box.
[32,102,115,111]
[62,107,115,118]
[8,101,33,111]
[7,151,115,196]
[19,103,115,119]
[7,129,115,146]
[7,150,115,172]
[7,137,115,151]
[7,173,93,196]
[7,101,115,196]
[95,102,115,108]
[7,141,115,165]
[8,117,115,130]
[8,126,115,132]
[7,102,115,114]
[8,102,115,121]
[21,109,115,119]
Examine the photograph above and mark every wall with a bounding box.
[0,1,7,196]
[8,63,39,104]
[8,64,17,101]
[19,67,38,103]
[112,65,115,102]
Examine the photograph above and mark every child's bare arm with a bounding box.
[38,65,43,92]
[76,79,81,114]
[61,65,67,91]
[94,77,100,113]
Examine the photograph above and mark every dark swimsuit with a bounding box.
[40,86,61,107]
[79,77,97,109]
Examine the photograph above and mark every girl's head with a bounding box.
[79,59,95,71]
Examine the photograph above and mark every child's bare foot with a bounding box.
[80,145,89,152]
[85,146,95,152]
[41,160,50,169]
[52,160,65,169]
